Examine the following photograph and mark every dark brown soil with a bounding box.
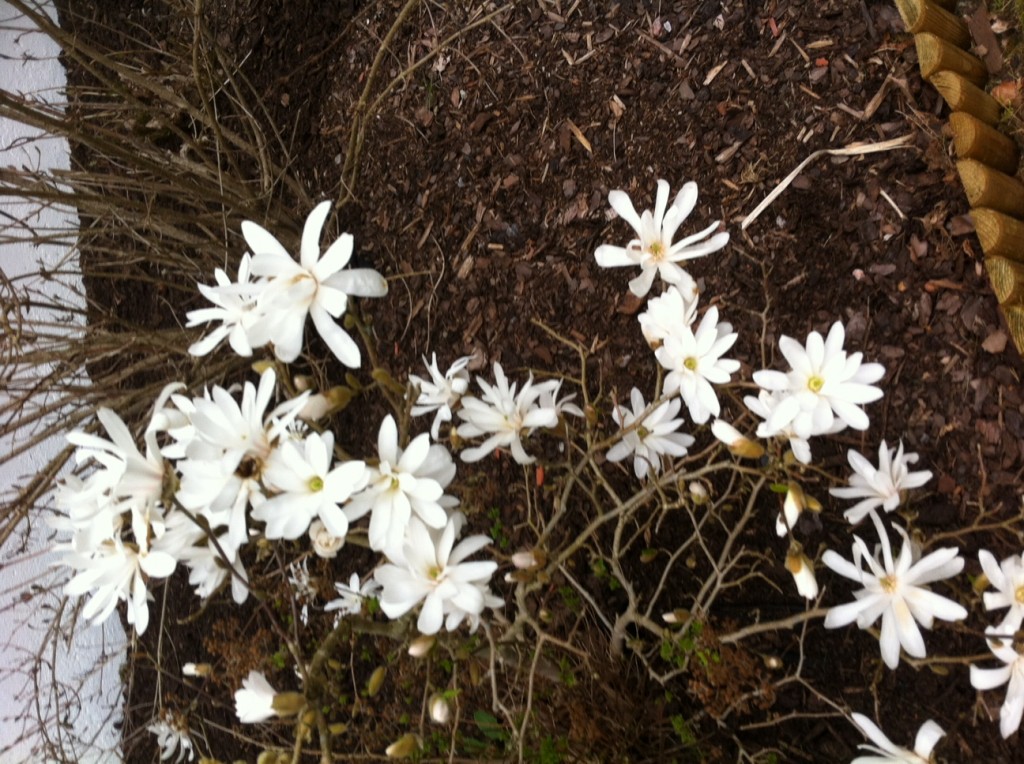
[54,0,1024,762]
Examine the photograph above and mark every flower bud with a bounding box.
[711,419,765,459]
[385,733,420,758]
[407,635,436,658]
[662,608,690,625]
[428,693,451,724]
[511,549,540,569]
[271,691,306,717]
[309,519,344,559]
[182,662,212,677]
[366,666,386,697]
[688,481,709,505]
[785,543,818,600]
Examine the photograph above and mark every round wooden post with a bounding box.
[916,33,988,86]
[949,112,1020,174]
[958,161,1024,218]
[895,0,971,48]
[1001,305,1024,354]
[932,71,1004,125]
[973,209,1024,262]
[986,257,1024,304]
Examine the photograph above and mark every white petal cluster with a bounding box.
[324,572,382,619]
[147,712,196,763]
[637,283,699,348]
[654,304,739,424]
[741,388,816,464]
[849,713,944,764]
[456,362,564,465]
[606,387,694,479]
[978,550,1024,631]
[594,180,729,298]
[55,386,183,635]
[375,515,502,635]
[409,353,472,439]
[822,512,966,669]
[830,440,933,524]
[255,431,367,540]
[751,321,884,441]
[970,625,1024,739]
[234,670,278,724]
[187,202,388,368]
[973,549,1024,738]
[344,414,457,558]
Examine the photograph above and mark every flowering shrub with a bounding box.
[52,185,1023,761]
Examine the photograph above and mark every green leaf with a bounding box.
[473,710,508,742]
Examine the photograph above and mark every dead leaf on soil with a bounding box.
[982,329,1008,354]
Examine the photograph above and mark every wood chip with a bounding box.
[716,141,743,163]
[704,61,727,85]
[565,118,592,153]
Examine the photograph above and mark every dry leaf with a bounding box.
[991,79,1023,107]
[982,329,1008,354]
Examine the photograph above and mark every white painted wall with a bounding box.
[0,2,124,761]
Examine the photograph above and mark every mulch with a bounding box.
[55,0,1024,761]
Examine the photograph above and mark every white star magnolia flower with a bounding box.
[325,572,382,619]
[62,383,184,544]
[850,713,945,764]
[654,305,739,424]
[177,531,249,605]
[752,321,885,440]
[186,252,261,358]
[255,431,368,540]
[375,516,501,635]
[742,388,819,464]
[409,353,472,439]
[830,440,933,524]
[978,550,1024,631]
[244,201,388,367]
[594,179,729,298]
[456,362,560,465]
[606,387,695,479]
[175,369,308,549]
[58,386,181,555]
[344,415,455,557]
[62,534,177,635]
[822,511,966,669]
[234,670,278,724]
[638,284,699,348]
[970,620,1024,739]
[147,712,196,763]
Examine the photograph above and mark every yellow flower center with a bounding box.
[308,476,324,493]
[427,565,442,581]
[807,375,825,393]
[684,357,698,371]
[1015,585,1024,605]
[648,241,665,261]
[880,575,897,594]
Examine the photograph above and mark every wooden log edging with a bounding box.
[896,0,1024,353]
